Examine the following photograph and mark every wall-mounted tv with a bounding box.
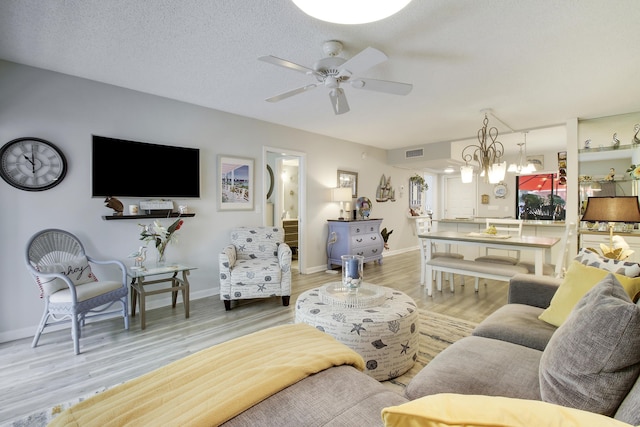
[92,135,200,198]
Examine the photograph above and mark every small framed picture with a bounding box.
[527,155,544,171]
[337,170,358,198]
[218,155,254,211]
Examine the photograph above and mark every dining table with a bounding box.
[418,231,560,276]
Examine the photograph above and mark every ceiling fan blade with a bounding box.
[265,84,318,102]
[329,88,350,115]
[337,47,387,77]
[350,78,413,96]
[258,55,321,77]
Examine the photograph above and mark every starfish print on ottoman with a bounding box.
[351,323,366,335]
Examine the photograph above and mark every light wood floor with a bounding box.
[0,250,509,424]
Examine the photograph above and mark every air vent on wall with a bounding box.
[405,148,424,159]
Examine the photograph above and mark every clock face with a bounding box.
[0,137,67,191]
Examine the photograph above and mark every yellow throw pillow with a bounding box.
[538,261,640,327]
[381,394,634,427]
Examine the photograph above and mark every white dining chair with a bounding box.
[416,217,463,286]
[516,222,576,278]
[475,218,524,265]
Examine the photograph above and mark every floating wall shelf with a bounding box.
[578,144,636,161]
[102,213,195,221]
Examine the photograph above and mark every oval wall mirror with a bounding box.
[266,164,274,199]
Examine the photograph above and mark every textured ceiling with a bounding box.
[1,0,639,154]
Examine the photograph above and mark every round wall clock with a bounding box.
[493,183,507,198]
[0,137,67,191]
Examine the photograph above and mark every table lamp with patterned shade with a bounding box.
[581,196,640,250]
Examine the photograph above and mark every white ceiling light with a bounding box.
[291,0,413,24]
[443,166,455,173]
[488,161,507,184]
[507,132,536,174]
[460,165,474,183]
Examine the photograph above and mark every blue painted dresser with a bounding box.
[327,219,384,269]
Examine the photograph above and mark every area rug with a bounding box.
[5,386,110,427]
[6,310,476,426]
[380,309,478,395]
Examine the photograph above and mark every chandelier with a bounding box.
[291,0,413,24]
[460,114,505,184]
[507,132,536,174]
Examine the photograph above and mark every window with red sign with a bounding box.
[516,173,567,220]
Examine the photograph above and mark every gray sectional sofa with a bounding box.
[224,273,640,426]
[406,271,640,425]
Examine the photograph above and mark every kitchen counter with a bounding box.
[436,218,566,227]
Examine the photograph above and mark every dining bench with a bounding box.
[425,257,529,296]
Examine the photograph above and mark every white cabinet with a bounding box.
[579,231,640,264]
[327,219,384,269]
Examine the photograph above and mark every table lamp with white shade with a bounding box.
[332,187,353,220]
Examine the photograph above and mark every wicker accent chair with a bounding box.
[219,226,292,311]
[25,229,129,354]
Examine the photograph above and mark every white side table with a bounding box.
[295,283,419,381]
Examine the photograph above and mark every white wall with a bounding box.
[0,60,421,342]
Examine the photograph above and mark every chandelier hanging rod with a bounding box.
[480,108,515,133]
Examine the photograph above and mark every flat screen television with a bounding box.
[92,135,200,198]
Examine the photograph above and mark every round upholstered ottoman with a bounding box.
[295,283,419,381]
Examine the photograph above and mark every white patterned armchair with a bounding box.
[219,226,292,310]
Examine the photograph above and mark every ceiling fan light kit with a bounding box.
[291,0,413,25]
[259,40,412,115]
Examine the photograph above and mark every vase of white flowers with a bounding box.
[139,217,184,265]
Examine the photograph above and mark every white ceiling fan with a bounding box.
[259,41,412,115]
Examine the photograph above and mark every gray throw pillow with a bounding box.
[539,273,640,416]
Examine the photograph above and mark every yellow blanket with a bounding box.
[49,323,364,427]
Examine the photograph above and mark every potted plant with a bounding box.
[410,174,428,192]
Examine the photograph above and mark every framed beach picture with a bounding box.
[337,170,358,198]
[218,155,254,211]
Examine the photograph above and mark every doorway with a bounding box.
[444,175,477,219]
[263,146,307,274]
